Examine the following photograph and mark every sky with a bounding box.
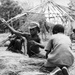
[15,0,70,7]
[54,0,70,6]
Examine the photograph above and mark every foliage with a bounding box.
[68,0,75,10]
[0,0,23,32]
[0,0,23,20]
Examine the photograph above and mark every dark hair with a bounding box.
[36,26,40,33]
[52,24,64,34]
[73,29,75,33]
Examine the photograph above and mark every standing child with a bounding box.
[41,24,74,75]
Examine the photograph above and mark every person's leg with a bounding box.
[40,60,56,73]
[40,65,64,75]
[51,67,63,75]
[40,65,56,73]
[15,39,21,49]
[42,59,64,75]
[14,39,23,54]
[55,65,69,75]
[62,66,69,75]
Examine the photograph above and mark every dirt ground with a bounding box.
[0,33,75,75]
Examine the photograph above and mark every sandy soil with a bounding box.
[0,33,75,75]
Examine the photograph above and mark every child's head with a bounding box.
[52,24,64,34]
[29,22,40,35]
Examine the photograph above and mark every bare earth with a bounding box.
[0,33,75,75]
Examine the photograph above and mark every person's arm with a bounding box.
[21,36,28,55]
[34,41,44,49]
[45,39,53,59]
[29,40,44,49]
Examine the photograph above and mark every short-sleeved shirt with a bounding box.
[24,34,40,57]
[45,33,74,67]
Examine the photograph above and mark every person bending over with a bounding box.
[40,24,74,75]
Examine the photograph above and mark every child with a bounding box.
[3,20,45,57]
[41,24,74,75]
[24,22,44,57]
[6,34,25,54]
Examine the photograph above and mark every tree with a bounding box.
[68,0,75,20]
[68,0,75,10]
[0,0,23,32]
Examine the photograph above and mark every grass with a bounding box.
[0,33,75,75]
